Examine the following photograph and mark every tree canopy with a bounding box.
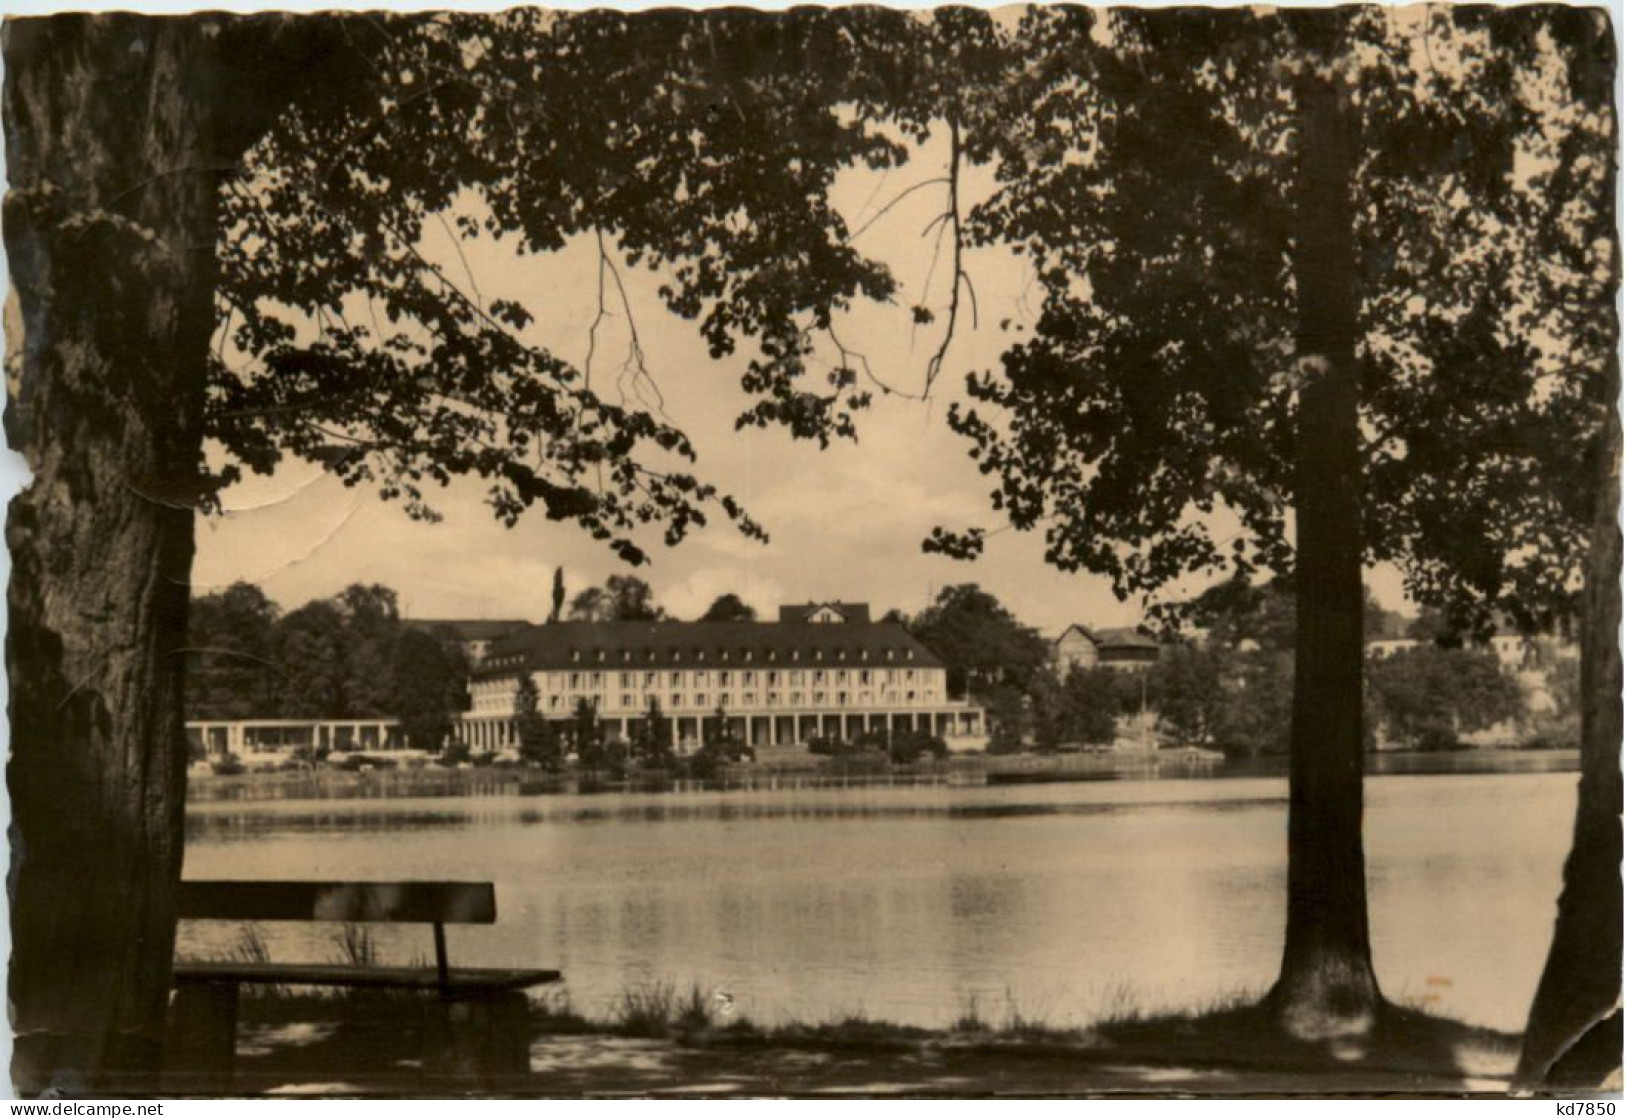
[568,574,664,621]
[185,581,468,733]
[699,592,757,622]
[207,5,1609,661]
[908,582,1051,700]
[934,7,1609,634]
[1367,644,1525,750]
[185,582,281,719]
[208,9,955,565]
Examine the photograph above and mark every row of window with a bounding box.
[484,645,919,671]
[481,689,942,714]
[472,667,932,694]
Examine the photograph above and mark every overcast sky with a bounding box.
[193,120,1413,633]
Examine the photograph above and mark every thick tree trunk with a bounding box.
[1515,357,1623,1086]
[1268,66,1382,1036]
[4,15,228,1096]
[4,14,386,1094]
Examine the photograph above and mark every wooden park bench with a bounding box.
[167,880,560,1087]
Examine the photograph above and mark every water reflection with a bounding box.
[186,748,1578,805]
[181,767,1576,1034]
[186,792,1298,840]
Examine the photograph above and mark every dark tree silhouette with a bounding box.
[932,6,1613,1034]
[2,13,418,1090]
[630,698,674,769]
[388,627,467,751]
[1366,645,1524,751]
[566,586,611,623]
[1504,6,1621,1086]
[271,600,348,719]
[184,582,281,720]
[909,583,1051,701]
[549,567,565,624]
[514,675,561,770]
[3,9,923,1089]
[699,593,757,622]
[568,575,664,622]
[336,583,402,716]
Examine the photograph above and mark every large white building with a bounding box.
[457,602,986,753]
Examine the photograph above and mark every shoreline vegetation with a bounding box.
[185,747,1581,804]
[210,978,1551,1097]
[178,913,1612,1098]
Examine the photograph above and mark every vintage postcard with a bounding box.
[2,2,1619,1100]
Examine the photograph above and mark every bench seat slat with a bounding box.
[174,961,560,992]
[178,880,496,925]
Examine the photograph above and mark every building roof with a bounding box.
[473,618,942,677]
[777,601,872,623]
[406,619,531,642]
[1095,626,1160,650]
[1055,624,1160,651]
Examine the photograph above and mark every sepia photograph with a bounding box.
[1,1,1620,1100]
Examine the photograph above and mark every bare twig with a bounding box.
[961,268,981,330]
[586,229,612,392]
[826,323,925,401]
[598,235,668,418]
[435,211,485,311]
[848,176,953,242]
[924,116,967,396]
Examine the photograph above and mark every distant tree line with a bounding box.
[191,574,1561,760]
[892,579,1563,758]
[558,573,758,624]
[185,582,468,751]
[1176,576,1567,755]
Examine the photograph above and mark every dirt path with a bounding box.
[222,1019,1525,1098]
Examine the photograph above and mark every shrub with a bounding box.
[210,753,246,776]
[888,729,949,765]
[614,981,678,1037]
[1415,723,1464,753]
[986,731,1024,755]
[684,751,716,780]
[1524,711,1580,750]
[335,753,397,772]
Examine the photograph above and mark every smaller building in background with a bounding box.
[1364,629,1578,672]
[405,618,531,666]
[778,601,871,624]
[1053,624,1161,673]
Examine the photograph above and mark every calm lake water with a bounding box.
[181,765,1577,1033]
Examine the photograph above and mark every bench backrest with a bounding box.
[177,880,496,925]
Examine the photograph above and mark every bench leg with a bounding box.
[423,992,531,1083]
[165,981,238,1091]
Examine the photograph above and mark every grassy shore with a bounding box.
[221,988,1536,1097]
[189,979,1597,1098]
